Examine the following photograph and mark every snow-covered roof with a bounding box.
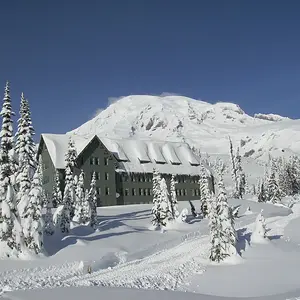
[40,134,209,176]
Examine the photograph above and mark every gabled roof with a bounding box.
[39,134,209,176]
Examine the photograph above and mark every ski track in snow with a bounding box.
[1,204,300,296]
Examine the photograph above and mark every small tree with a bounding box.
[229,137,238,197]
[73,170,85,223]
[160,177,172,223]
[235,147,246,198]
[15,93,36,181]
[22,167,44,254]
[209,163,237,262]
[169,174,179,219]
[252,210,268,243]
[89,172,97,229]
[52,170,62,208]
[151,168,163,228]
[64,137,77,218]
[199,164,210,217]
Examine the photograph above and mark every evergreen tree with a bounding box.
[64,137,77,218]
[15,93,36,179]
[59,183,71,233]
[73,170,85,223]
[235,147,246,198]
[22,167,44,254]
[169,174,179,219]
[209,168,237,262]
[199,164,210,217]
[251,210,268,243]
[44,199,55,236]
[0,82,23,256]
[229,137,238,197]
[82,189,92,225]
[267,161,281,204]
[160,177,172,223]
[151,168,163,228]
[257,179,267,202]
[51,170,62,208]
[89,172,97,229]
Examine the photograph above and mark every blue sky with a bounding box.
[0,0,300,138]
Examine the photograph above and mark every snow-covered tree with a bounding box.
[16,164,31,207]
[160,177,172,223]
[43,199,55,236]
[169,174,179,219]
[64,137,77,218]
[0,82,23,256]
[22,167,44,254]
[51,170,62,208]
[251,210,268,243]
[151,168,164,228]
[58,184,72,233]
[209,169,237,262]
[229,137,238,197]
[89,172,97,229]
[235,147,246,198]
[73,170,85,223]
[15,93,36,180]
[257,179,267,203]
[267,164,281,204]
[199,164,210,217]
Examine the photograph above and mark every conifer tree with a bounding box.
[199,164,210,217]
[0,82,23,256]
[252,210,268,243]
[229,137,238,197]
[169,174,179,219]
[151,168,163,228]
[22,167,44,254]
[267,164,281,204]
[73,170,85,223]
[59,183,71,233]
[89,172,97,229]
[64,137,77,218]
[15,93,36,180]
[160,177,172,223]
[209,167,237,262]
[51,170,62,208]
[235,147,246,198]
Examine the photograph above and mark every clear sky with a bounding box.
[0,0,300,138]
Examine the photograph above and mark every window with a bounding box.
[124,188,129,196]
[90,157,94,165]
[184,189,187,196]
[96,158,100,165]
[144,189,148,196]
[195,189,200,196]
[105,187,110,195]
[105,172,109,180]
[92,172,100,180]
[131,175,136,182]
[96,187,101,195]
[176,189,179,196]
[104,157,109,166]
[180,189,184,196]
[132,188,137,196]
[191,189,195,196]
[149,188,152,196]
[139,188,144,196]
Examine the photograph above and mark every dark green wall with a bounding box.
[39,137,210,207]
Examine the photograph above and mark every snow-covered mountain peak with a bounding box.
[69,94,299,161]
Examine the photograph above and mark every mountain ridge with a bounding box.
[68,95,300,161]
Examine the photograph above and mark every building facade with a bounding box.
[37,134,213,207]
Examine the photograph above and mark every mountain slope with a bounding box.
[69,95,300,160]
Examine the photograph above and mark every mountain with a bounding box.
[69,95,300,161]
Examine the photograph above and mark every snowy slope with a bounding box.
[68,95,300,161]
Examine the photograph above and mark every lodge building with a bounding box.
[37,134,213,207]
